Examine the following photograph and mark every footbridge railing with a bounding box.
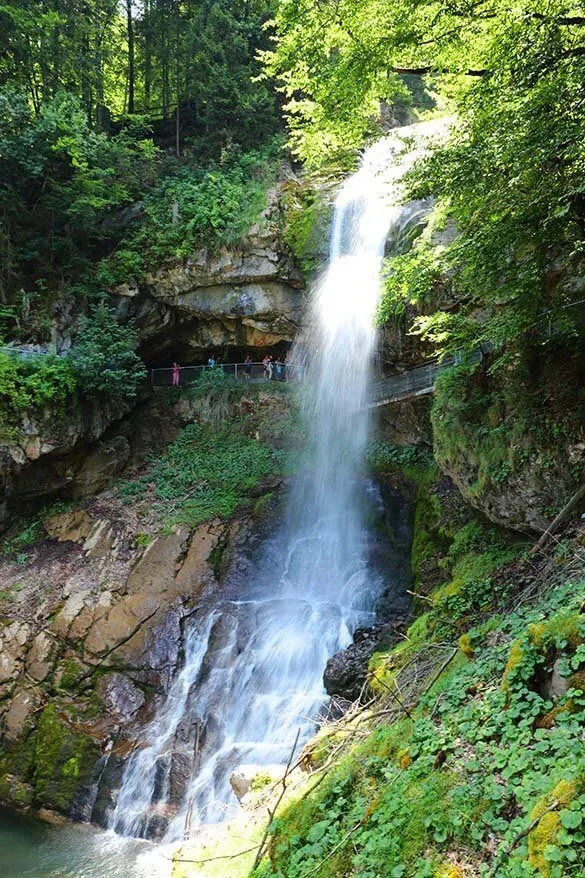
[148,362,282,385]
[368,349,483,408]
[148,350,483,404]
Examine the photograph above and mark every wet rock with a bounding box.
[323,623,406,702]
[109,601,184,689]
[167,750,194,809]
[36,807,70,825]
[230,764,282,802]
[0,773,34,810]
[97,674,145,722]
[91,752,127,826]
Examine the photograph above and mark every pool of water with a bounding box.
[0,809,172,878]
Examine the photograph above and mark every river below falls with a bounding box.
[0,809,172,878]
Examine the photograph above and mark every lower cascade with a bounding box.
[110,124,433,842]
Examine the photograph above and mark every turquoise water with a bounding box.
[0,810,171,877]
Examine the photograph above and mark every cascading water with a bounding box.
[110,122,440,842]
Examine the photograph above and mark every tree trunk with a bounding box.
[126,0,135,114]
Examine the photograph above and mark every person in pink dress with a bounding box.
[172,361,181,386]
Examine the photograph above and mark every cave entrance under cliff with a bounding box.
[145,341,292,370]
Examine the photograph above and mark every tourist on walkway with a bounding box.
[208,354,216,369]
[275,356,284,381]
[244,354,253,382]
[172,361,181,386]
[263,355,271,380]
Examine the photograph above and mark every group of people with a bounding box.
[169,352,295,387]
[261,354,288,382]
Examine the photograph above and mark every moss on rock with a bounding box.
[30,704,99,813]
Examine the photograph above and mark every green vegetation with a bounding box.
[1,1,277,152]
[255,524,585,877]
[431,346,585,511]
[0,305,145,435]
[279,177,335,278]
[96,141,281,286]
[118,377,297,525]
[31,705,98,812]
[268,0,585,359]
[0,0,281,354]
[366,441,433,479]
[0,350,75,439]
[0,703,99,813]
[70,302,146,398]
[119,421,279,525]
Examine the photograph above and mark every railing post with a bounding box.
[235,364,238,381]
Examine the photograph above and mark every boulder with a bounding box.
[0,622,31,684]
[44,509,94,543]
[323,623,406,702]
[229,764,283,801]
[71,436,130,497]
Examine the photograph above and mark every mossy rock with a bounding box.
[54,656,89,694]
[250,771,274,792]
[30,704,99,813]
[435,867,464,878]
[0,772,34,809]
[502,610,585,694]
[527,777,582,877]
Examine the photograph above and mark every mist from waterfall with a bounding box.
[110,121,441,842]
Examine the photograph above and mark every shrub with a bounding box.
[71,303,146,399]
[0,348,76,437]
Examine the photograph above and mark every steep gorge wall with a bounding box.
[0,204,305,527]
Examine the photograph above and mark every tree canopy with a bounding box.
[0,0,279,153]
[265,0,585,352]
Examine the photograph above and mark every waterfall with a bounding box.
[110,121,440,842]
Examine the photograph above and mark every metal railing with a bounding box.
[149,350,483,403]
[0,345,54,358]
[368,349,483,407]
[148,362,290,386]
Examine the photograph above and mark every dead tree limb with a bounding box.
[531,483,585,554]
[253,727,301,871]
[487,799,560,877]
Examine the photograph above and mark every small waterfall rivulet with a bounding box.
[110,122,440,842]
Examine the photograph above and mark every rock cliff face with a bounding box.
[0,500,242,816]
[0,397,135,529]
[113,216,304,362]
[1,214,304,527]
[0,393,178,530]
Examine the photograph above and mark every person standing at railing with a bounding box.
[208,354,216,369]
[244,354,252,383]
[172,361,182,387]
[262,354,271,380]
[275,356,284,381]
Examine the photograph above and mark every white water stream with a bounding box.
[110,122,441,842]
